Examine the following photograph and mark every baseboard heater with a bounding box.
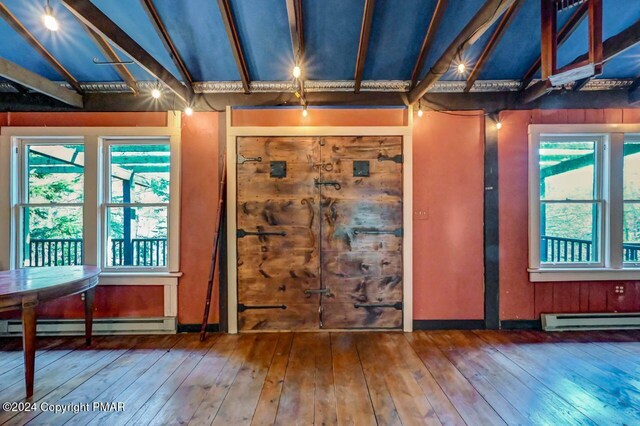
[542,312,640,331]
[0,317,176,337]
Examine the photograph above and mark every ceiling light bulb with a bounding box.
[417,108,423,118]
[43,6,59,32]
[184,106,193,116]
[151,88,161,99]
[457,62,466,74]
[302,107,308,117]
[292,65,301,79]
[496,121,503,130]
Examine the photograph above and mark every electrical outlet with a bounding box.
[414,209,429,220]
[614,284,625,295]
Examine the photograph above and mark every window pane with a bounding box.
[624,140,640,200]
[22,206,83,267]
[540,203,599,263]
[109,144,170,203]
[624,203,640,263]
[27,144,84,203]
[540,141,595,200]
[106,206,168,267]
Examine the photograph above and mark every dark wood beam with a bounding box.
[0,3,83,94]
[217,0,250,94]
[523,17,640,103]
[540,0,557,80]
[354,0,375,94]
[464,0,522,92]
[0,57,82,107]
[408,0,516,104]
[61,0,192,102]
[140,0,193,86]
[410,0,448,90]
[520,1,588,90]
[81,24,139,95]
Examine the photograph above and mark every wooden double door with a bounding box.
[236,136,403,330]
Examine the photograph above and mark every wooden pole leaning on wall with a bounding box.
[200,155,227,341]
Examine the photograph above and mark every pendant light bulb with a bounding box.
[417,108,423,118]
[184,106,193,116]
[456,62,466,74]
[496,121,503,130]
[43,4,59,32]
[302,106,308,117]
[292,65,301,79]
[151,88,161,99]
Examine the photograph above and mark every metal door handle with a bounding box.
[353,228,403,237]
[238,154,262,164]
[354,302,403,310]
[237,229,286,238]
[314,178,341,190]
[377,154,403,163]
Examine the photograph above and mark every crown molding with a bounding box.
[0,79,634,95]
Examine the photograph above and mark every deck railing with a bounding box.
[28,238,167,267]
[541,235,640,263]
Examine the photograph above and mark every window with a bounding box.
[103,141,171,270]
[529,127,640,281]
[624,139,640,265]
[18,141,85,267]
[538,138,603,266]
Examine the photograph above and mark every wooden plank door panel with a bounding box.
[319,136,403,329]
[236,137,321,331]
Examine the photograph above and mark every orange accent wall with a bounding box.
[412,111,485,319]
[231,108,406,127]
[499,109,640,320]
[178,112,220,324]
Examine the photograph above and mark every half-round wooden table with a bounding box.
[0,266,100,398]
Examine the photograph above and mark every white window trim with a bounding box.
[528,124,640,282]
[0,113,182,299]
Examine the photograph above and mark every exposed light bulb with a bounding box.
[184,106,193,116]
[43,6,59,32]
[496,121,503,130]
[417,108,424,118]
[292,65,301,79]
[151,88,161,99]
[302,106,308,117]
[456,62,466,74]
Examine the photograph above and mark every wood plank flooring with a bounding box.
[1,330,640,425]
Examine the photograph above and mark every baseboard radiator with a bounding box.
[542,312,640,331]
[0,317,176,337]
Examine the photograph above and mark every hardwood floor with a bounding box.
[1,330,640,425]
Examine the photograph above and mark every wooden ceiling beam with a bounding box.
[410,0,448,90]
[140,0,193,86]
[354,0,375,94]
[81,24,139,95]
[522,17,640,103]
[0,56,82,107]
[217,0,250,94]
[520,2,588,90]
[62,0,192,102]
[464,0,522,92]
[408,0,516,105]
[0,3,83,94]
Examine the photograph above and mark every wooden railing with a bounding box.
[28,238,167,267]
[541,235,640,263]
[110,238,167,267]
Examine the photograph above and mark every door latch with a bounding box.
[237,153,262,164]
[354,302,403,310]
[353,228,403,237]
[314,178,341,190]
[237,229,287,238]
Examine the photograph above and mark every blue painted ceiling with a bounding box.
[0,0,638,86]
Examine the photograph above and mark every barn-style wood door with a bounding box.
[236,136,403,331]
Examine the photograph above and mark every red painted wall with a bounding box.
[499,109,640,320]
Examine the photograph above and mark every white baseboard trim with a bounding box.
[0,317,177,336]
